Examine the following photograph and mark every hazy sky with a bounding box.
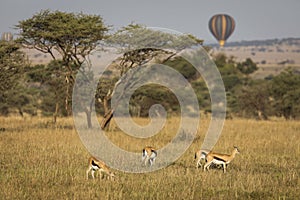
[1,0,300,44]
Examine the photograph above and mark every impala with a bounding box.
[86,156,115,180]
[194,149,210,169]
[204,146,240,173]
[142,146,157,166]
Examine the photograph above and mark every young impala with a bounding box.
[142,146,157,167]
[86,156,115,180]
[204,146,240,173]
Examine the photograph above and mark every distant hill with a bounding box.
[210,37,300,79]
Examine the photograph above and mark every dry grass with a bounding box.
[0,116,299,199]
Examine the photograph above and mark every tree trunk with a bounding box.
[84,98,95,129]
[257,110,268,120]
[103,96,110,114]
[101,109,114,130]
[18,107,24,117]
[100,95,112,130]
[53,102,59,123]
[85,108,92,129]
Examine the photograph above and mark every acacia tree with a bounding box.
[98,24,203,129]
[0,40,26,115]
[237,58,258,75]
[270,69,300,119]
[16,10,109,123]
[237,81,270,120]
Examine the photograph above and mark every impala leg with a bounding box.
[91,170,95,179]
[86,167,91,179]
[151,157,156,166]
[204,161,212,172]
[99,170,103,179]
[197,158,203,169]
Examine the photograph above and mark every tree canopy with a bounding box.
[16,10,109,67]
[16,10,109,122]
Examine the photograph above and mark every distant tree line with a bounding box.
[210,37,300,47]
[1,10,300,123]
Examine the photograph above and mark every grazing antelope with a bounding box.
[142,146,157,167]
[86,156,115,180]
[204,146,240,173]
[194,149,210,169]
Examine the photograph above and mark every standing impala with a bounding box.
[204,146,240,173]
[142,146,157,166]
[86,156,115,180]
[195,149,210,169]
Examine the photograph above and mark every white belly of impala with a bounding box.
[92,165,100,170]
[213,159,225,165]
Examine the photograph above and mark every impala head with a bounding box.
[233,146,240,154]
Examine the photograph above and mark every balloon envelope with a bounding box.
[209,14,235,47]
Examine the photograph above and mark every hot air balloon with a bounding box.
[1,32,13,41]
[209,14,235,47]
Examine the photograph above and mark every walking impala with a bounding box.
[204,146,240,173]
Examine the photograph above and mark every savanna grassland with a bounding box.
[0,116,299,200]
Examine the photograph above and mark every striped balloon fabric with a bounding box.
[209,14,235,47]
